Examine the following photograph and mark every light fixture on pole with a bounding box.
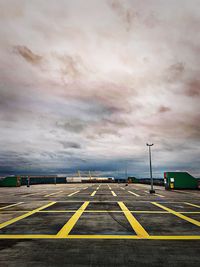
[146,143,155,194]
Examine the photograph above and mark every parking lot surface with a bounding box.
[0,183,200,266]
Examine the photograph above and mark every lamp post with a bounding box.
[146,143,155,194]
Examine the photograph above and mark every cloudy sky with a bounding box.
[0,0,200,177]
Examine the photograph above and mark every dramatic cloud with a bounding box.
[0,0,200,177]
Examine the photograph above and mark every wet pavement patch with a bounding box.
[133,213,200,235]
[0,213,74,234]
[70,212,136,235]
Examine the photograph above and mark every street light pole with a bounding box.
[146,143,155,194]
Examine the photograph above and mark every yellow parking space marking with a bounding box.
[68,191,80,197]
[118,202,149,238]
[56,201,89,238]
[128,191,140,197]
[67,235,140,239]
[185,203,200,209]
[68,235,200,240]
[0,202,56,230]
[152,202,200,227]
[108,185,111,190]
[111,191,117,196]
[0,202,24,210]
[6,210,197,214]
[44,191,63,197]
[0,234,200,240]
[91,191,97,197]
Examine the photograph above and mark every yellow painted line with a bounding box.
[0,235,58,239]
[91,191,97,197]
[68,191,80,197]
[6,210,195,214]
[0,202,56,230]
[67,235,140,239]
[152,202,200,227]
[0,234,199,240]
[83,187,88,190]
[56,201,89,238]
[111,191,117,196]
[120,187,125,190]
[68,235,200,240]
[118,202,149,238]
[128,191,140,197]
[44,191,63,197]
[0,202,24,210]
[185,202,200,209]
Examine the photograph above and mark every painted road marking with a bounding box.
[91,191,97,197]
[83,187,88,190]
[22,192,44,198]
[3,210,198,214]
[152,202,200,227]
[185,202,200,209]
[111,191,117,196]
[155,193,165,198]
[0,202,24,210]
[56,201,89,238]
[128,191,140,197]
[0,234,200,240]
[144,191,165,198]
[44,191,63,197]
[118,202,149,238]
[120,187,125,190]
[68,191,80,197]
[0,202,56,230]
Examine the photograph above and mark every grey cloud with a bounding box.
[56,120,85,133]
[158,106,171,113]
[59,141,81,149]
[0,0,200,177]
[13,45,43,65]
[108,0,136,31]
[184,79,200,97]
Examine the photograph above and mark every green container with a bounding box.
[0,176,21,187]
[164,172,198,190]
